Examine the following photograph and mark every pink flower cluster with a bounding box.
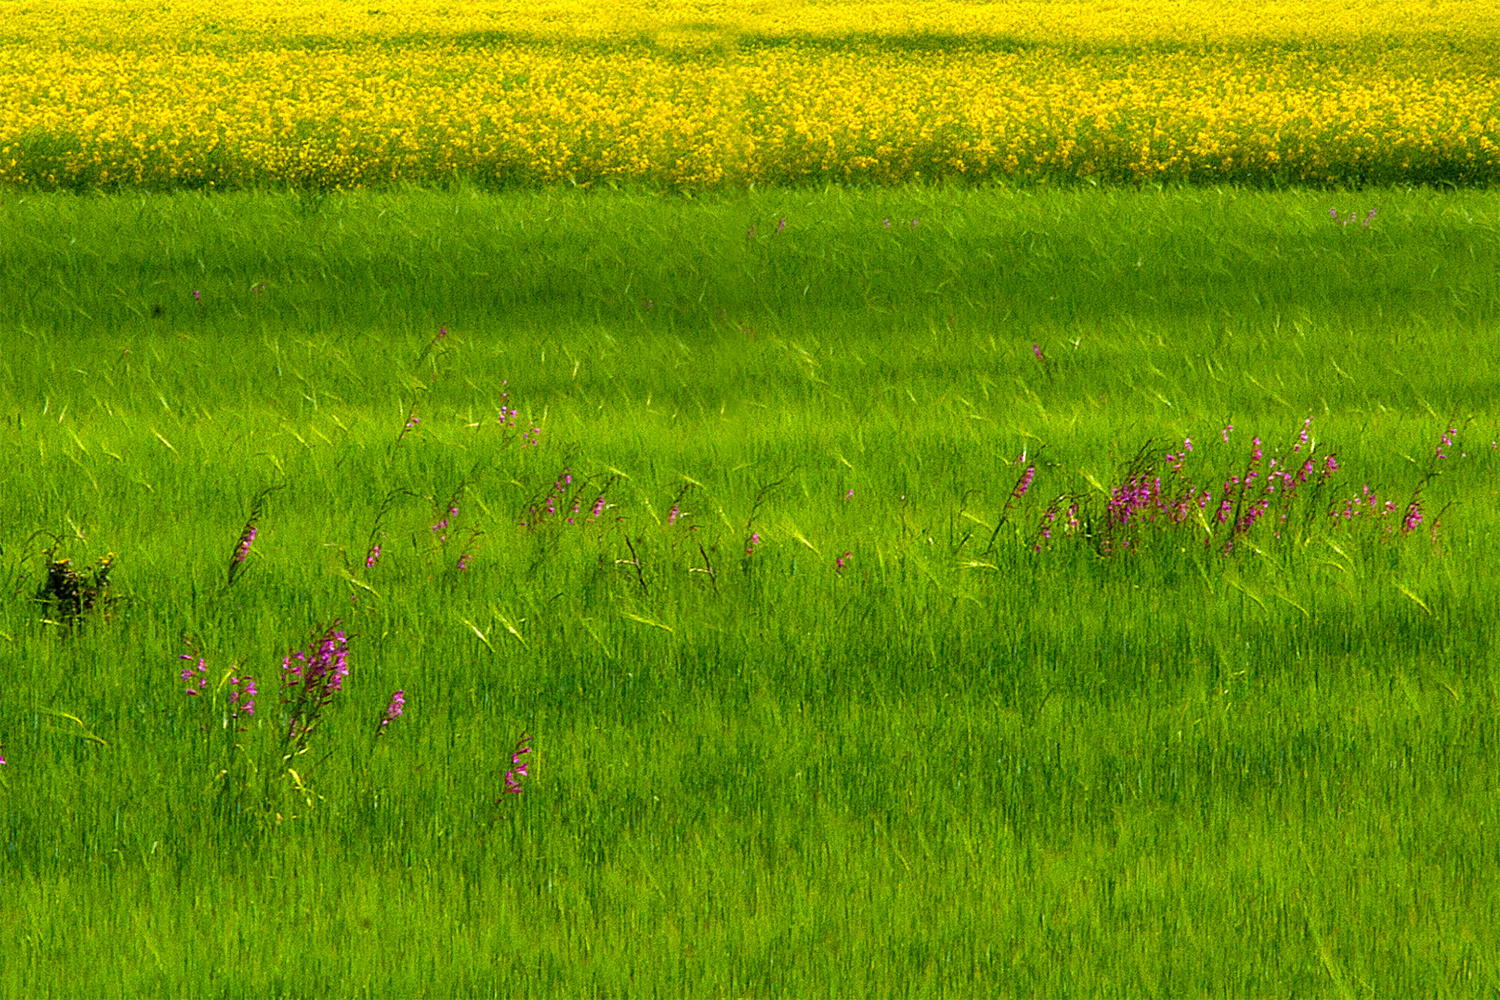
[1436,425,1458,460]
[179,652,254,719]
[281,623,350,748]
[1337,485,1398,521]
[1402,500,1424,533]
[228,674,257,719]
[520,469,614,531]
[1012,466,1036,500]
[376,689,405,737]
[1330,207,1377,228]
[431,503,459,542]
[1108,472,1165,526]
[502,733,533,796]
[180,654,210,696]
[233,524,257,564]
[1070,417,1357,555]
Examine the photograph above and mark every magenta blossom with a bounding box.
[280,623,350,749]
[502,733,533,796]
[229,674,256,718]
[1402,500,1423,533]
[233,524,257,564]
[180,654,210,696]
[376,689,405,738]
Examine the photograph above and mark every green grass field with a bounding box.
[2,182,1500,996]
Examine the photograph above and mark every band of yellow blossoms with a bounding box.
[3,1,1497,190]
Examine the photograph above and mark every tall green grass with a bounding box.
[2,183,1499,996]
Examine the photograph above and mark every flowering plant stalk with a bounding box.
[1016,417,1457,560]
[362,688,407,762]
[499,733,533,798]
[983,456,1038,555]
[279,622,350,760]
[375,689,404,740]
[177,639,257,816]
[397,404,421,444]
[356,488,415,575]
[739,478,784,570]
[226,485,283,588]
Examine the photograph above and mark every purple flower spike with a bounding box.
[280,622,350,750]
[1402,501,1423,533]
[234,524,257,564]
[502,733,533,796]
[229,674,257,719]
[179,654,210,696]
[376,689,405,737]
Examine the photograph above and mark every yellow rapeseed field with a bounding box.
[2,1,1497,190]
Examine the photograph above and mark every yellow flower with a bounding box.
[0,1,1495,189]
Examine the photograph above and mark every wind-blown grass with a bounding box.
[1,183,1499,995]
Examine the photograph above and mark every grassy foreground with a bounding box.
[2,183,1500,996]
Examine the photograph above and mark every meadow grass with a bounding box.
[2,182,1500,996]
